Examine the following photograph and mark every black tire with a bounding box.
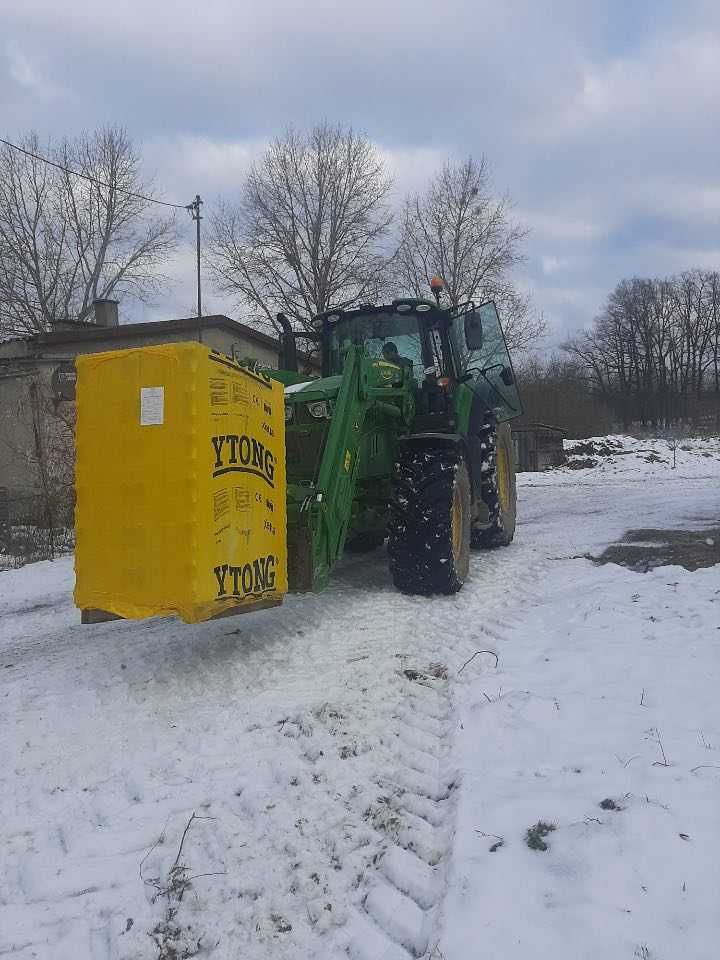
[387,447,471,595]
[471,421,517,548]
[345,530,385,553]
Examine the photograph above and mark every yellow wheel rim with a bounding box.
[451,482,463,561]
[497,445,510,514]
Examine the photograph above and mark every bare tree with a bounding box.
[0,127,177,338]
[209,123,394,335]
[564,270,720,430]
[395,156,543,351]
[491,281,547,354]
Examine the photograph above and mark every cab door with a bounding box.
[452,301,522,423]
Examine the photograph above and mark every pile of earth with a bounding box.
[563,437,669,469]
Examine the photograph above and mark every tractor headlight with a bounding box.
[284,404,294,422]
[307,400,331,419]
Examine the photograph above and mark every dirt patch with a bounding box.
[595,527,720,572]
[525,821,556,851]
[403,662,448,682]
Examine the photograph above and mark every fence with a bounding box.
[0,487,74,570]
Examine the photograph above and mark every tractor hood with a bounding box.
[284,375,343,401]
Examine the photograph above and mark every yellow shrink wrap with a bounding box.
[74,342,287,623]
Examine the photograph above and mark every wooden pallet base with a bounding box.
[80,599,282,626]
[81,608,123,625]
[208,599,282,620]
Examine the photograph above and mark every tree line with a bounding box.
[0,123,542,351]
[564,272,720,430]
[514,354,614,439]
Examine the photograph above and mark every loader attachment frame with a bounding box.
[285,345,410,591]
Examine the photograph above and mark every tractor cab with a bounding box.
[317,297,521,427]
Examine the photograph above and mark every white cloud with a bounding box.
[541,256,571,276]
[377,145,449,197]
[4,44,61,101]
[142,135,268,205]
[522,211,609,244]
[534,29,720,149]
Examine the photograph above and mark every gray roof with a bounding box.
[32,314,280,350]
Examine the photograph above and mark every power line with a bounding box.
[0,135,189,210]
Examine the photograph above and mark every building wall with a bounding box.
[0,324,281,499]
[0,367,46,495]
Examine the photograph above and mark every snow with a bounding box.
[284,380,314,395]
[1,436,719,959]
[546,434,720,485]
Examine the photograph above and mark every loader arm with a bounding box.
[285,346,409,591]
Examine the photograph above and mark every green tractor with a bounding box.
[270,287,521,596]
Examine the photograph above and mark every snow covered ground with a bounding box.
[1,437,719,960]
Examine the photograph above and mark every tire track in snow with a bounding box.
[347,670,456,959]
[345,551,550,959]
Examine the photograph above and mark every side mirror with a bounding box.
[500,366,514,386]
[464,309,483,351]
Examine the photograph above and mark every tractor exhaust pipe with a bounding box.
[277,313,298,373]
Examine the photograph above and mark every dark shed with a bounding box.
[512,423,565,472]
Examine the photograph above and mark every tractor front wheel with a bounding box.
[388,447,471,595]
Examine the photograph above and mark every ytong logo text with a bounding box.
[211,434,275,487]
[214,554,277,598]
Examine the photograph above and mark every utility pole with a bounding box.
[187,195,203,340]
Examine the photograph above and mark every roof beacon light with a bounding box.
[430,276,444,305]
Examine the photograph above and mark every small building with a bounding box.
[0,300,290,502]
[512,423,565,472]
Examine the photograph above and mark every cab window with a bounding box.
[326,312,425,384]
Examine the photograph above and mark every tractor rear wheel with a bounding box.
[472,421,517,548]
[388,447,471,595]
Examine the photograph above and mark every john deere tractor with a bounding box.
[270,288,521,596]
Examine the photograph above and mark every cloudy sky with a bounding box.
[3,0,720,345]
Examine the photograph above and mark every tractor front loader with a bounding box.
[272,292,522,597]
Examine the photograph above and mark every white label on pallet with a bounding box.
[140,386,164,426]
